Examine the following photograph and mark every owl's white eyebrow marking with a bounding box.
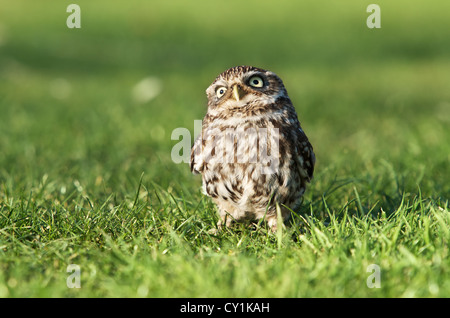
[206,80,228,96]
[214,79,228,87]
[242,70,265,79]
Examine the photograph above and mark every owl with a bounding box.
[190,66,315,231]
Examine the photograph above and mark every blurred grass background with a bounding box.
[0,0,449,297]
[1,0,449,195]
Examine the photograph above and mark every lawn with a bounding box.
[0,0,449,298]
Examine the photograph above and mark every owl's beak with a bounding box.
[232,84,246,101]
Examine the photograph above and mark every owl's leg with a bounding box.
[265,205,291,233]
[217,212,234,230]
[213,199,238,230]
[265,216,277,233]
[207,209,233,235]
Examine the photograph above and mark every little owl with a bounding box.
[190,66,315,231]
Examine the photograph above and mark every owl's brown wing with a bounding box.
[294,127,315,182]
[190,133,203,174]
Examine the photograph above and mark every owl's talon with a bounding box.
[208,228,219,235]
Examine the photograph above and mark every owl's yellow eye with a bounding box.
[216,87,227,98]
[248,76,264,88]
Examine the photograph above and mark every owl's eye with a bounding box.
[216,87,227,98]
[248,76,264,88]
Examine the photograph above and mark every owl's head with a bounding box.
[206,66,288,110]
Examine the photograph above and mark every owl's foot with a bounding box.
[217,213,234,230]
[207,217,231,235]
[267,217,278,233]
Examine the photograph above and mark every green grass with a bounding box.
[0,0,449,297]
